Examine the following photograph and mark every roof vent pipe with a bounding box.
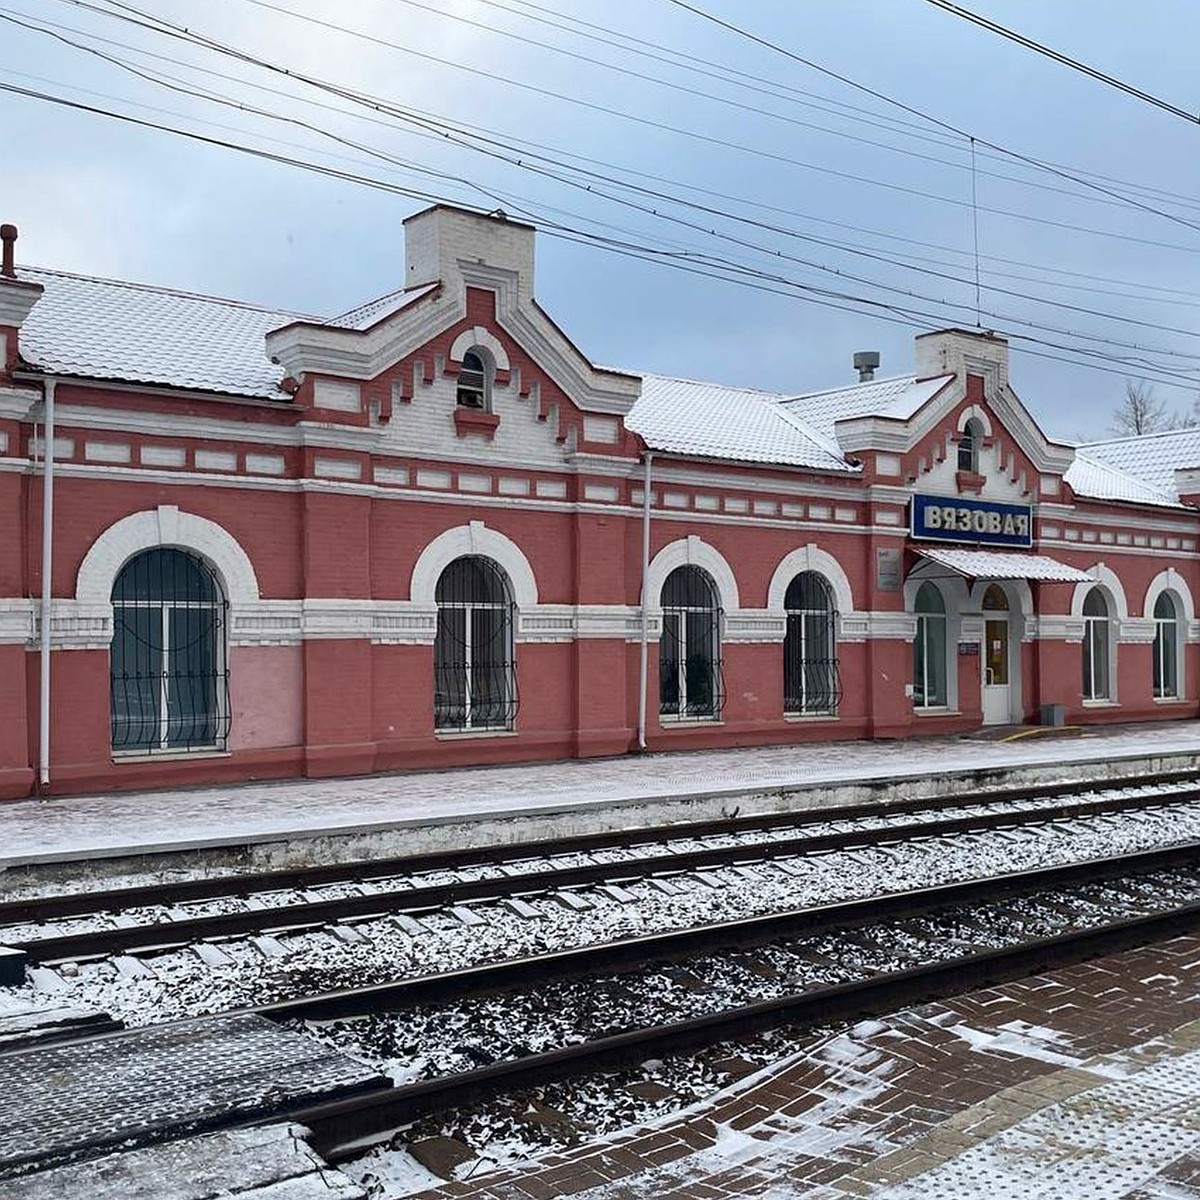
[853,350,880,382]
[0,225,16,278]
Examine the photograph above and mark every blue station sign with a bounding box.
[910,493,1033,548]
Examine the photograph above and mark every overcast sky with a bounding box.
[3,0,1200,441]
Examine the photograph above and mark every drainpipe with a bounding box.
[38,376,57,791]
[637,451,653,750]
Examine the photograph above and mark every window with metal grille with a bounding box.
[110,548,230,753]
[913,581,947,708]
[659,565,724,719]
[434,555,518,731]
[456,349,489,410]
[1153,591,1179,699]
[1082,586,1112,701]
[784,571,840,715]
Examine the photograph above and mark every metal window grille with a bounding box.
[784,572,841,715]
[456,349,488,409]
[434,555,518,731]
[110,548,230,753]
[659,565,725,718]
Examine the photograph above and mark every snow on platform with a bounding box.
[0,1013,387,1179]
[5,1122,365,1199]
[398,936,1200,1200]
[2,722,1200,870]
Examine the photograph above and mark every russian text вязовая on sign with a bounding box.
[910,494,1032,548]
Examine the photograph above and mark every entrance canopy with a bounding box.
[914,546,1093,582]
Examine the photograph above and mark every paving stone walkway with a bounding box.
[0,1013,386,1178]
[407,936,1200,1199]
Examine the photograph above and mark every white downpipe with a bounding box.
[636,451,653,750]
[38,377,57,790]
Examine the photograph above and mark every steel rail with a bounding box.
[3,767,1194,927]
[10,785,1200,965]
[278,873,1200,1159]
[255,839,1200,1023]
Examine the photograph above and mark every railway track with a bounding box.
[5,772,1200,972]
[268,841,1200,1160]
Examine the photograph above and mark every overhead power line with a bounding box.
[16,3,1200,364]
[4,74,1199,393]
[921,0,1200,126]
[661,0,1200,235]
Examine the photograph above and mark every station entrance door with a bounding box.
[981,584,1012,725]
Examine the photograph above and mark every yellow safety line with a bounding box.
[999,725,1082,742]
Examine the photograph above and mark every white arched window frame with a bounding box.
[1153,591,1182,700]
[913,581,948,709]
[76,507,256,756]
[783,572,840,715]
[957,416,985,474]
[433,555,518,731]
[659,564,724,720]
[450,326,509,413]
[1081,586,1114,702]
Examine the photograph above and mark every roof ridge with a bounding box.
[786,372,927,403]
[1080,424,1200,450]
[20,264,316,321]
[635,370,786,398]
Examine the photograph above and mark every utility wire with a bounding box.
[4,74,1199,391]
[662,0,1200,235]
[922,0,1200,126]
[19,5,1200,364]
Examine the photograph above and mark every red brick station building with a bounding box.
[0,207,1197,798]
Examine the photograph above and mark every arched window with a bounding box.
[1082,587,1112,701]
[784,572,840,715]
[1153,591,1181,699]
[913,582,947,708]
[434,555,517,731]
[660,565,723,719]
[110,548,229,752]
[456,349,490,410]
[958,416,984,473]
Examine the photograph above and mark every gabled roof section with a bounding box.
[1065,451,1181,508]
[626,373,856,472]
[16,266,310,399]
[318,282,439,331]
[781,373,954,441]
[1077,426,1200,505]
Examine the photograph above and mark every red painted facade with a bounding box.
[0,206,1197,800]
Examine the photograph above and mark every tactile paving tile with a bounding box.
[0,1012,385,1177]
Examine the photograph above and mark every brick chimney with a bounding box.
[0,224,45,375]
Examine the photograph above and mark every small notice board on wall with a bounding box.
[875,548,901,592]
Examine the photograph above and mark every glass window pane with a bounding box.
[660,611,682,714]
[111,605,163,750]
[434,607,467,728]
[685,609,715,715]
[927,615,947,705]
[166,607,218,747]
[471,605,508,727]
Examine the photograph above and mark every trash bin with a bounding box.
[1040,703,1066,727]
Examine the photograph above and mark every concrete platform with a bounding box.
[5,1123,366,1200]
[2,723,1199,884]
[0,1012,387,1179]
[405,935,1200,1199]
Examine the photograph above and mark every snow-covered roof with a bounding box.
[625,373,855,472]
[915,546,1094,582]
[15,267,310,399]
[1075,427,1200,505]
[782,373,954,440]
[1064,451,1181,508]
[322,283,438,330]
